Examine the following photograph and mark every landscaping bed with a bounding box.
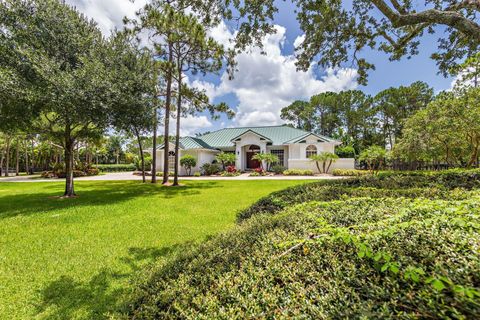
[119,169,480,319]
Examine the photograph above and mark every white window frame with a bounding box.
[270,149,285,166]
[306,145,317,158]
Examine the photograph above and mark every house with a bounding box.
[153,125,355,175]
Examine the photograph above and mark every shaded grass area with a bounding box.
[0,180,305,319]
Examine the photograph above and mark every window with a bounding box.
[306,145,317,158]
[270,150,284,166]
[168,151,175,170]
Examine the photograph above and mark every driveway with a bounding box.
[0,172,344,182]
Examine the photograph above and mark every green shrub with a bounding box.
[283,169,314,176]
[238,169,480,221]
[200,163,221,176]
[271,165,286,174]
[133,155,152,171]
[193,172,201,177]
[56,170,86,178]
[85,168,99,176]
[41,163,100,178]
[221,171,241,177]
[216,152,236,170]
[180,155,197,176]
[335,145,356,157]
[156,171,174,177]
[121,196,480,319]
[95,164,136,172]
[332,169,371,176]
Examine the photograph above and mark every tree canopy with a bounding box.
[1,0,115,196]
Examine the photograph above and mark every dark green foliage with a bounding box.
[271,165,286,174]
[335,145,356,157]
[238,169,480,221]
[332,168,371,176]
[133,156,152,171]
[180,155,197,176]
[95,164,136,172]
[200,163,221,176]
[120,195,480,319]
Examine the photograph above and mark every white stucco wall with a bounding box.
[154,148,218,176]
[288,158,355,173]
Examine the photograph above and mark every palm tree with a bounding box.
[309,152,339,173]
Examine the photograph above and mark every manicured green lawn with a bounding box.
[0,180,306,319]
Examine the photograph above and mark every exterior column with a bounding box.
[260,143,267,170]
[235,144,242,170]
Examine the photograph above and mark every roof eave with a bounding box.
[230,129,273,143]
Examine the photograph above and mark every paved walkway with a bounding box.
[0,172,344,182]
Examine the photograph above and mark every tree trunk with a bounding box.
[467,139,480,168]
[315,161,321,174]
[0,149,4,176]
[162,44,174,185]
[173,66,182,186]
[31,139,35,173]
[4,136,11,177]
[24,140,30,175]
[15,139,19,176]
[64,128,76,197]
[326,159,333,173]
[134,127,146,183]
[152,103,158,183]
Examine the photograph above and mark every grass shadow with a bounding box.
[0,181,221,220]
[35,242,192,319]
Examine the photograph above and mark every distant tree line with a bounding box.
[281,81,434,156]
[282,66,480,169]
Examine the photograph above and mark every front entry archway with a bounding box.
[246,145,261,169]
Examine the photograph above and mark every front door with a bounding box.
[246,145,261,169]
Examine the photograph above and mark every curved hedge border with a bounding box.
[117,169,480,319]
[121,196,480,319]
[238,169,480,221]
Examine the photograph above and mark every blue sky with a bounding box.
[68,0,454,135]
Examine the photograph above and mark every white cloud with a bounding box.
[293,34,305,48]
[207,25,358,126]
[208,20,236,49]
[159,115,212,137]
[179,115,212,136]
[190,80,220,101]
[65,0,147,35]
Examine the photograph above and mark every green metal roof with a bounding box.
[229,129,272,143]
[179,136,218,150]
[157,136,218,150]
[198,125,335,148]
[158,126,336,150]
[283,132,333,144]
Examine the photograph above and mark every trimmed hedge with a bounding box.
[121,196,480,319]
[332,168,371,176]
[95,164,136,172]
[239,169,480,221]
[283,169,314,176]
[117,169,480,319]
